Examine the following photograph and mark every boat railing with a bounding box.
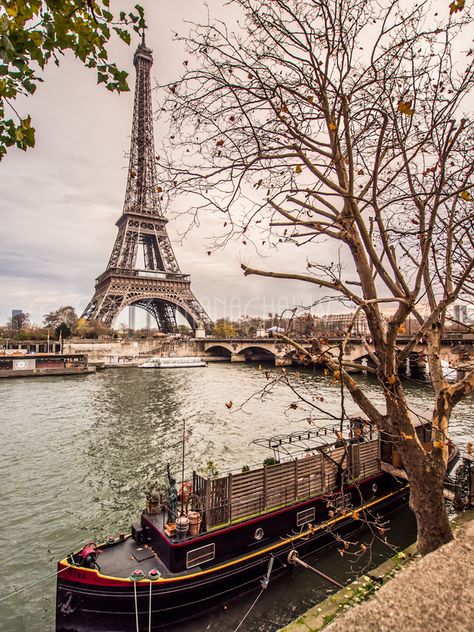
[444,454,474,510]
[193,437,381,529]
[251,418,377,462]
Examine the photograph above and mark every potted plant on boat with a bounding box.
[145,480,163,515]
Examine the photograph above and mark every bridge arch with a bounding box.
[205,345,233,358]
[236,345,277,361]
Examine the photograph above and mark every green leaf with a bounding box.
[0,1,146,158]
[115,28,131,46]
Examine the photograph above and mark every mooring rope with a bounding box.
[233,587,265,632]
[133,581,140,632]
[0,566,69,603]
[148,581,152,632]
[233,555,274,632]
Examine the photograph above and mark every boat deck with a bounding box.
[94,538,174,579]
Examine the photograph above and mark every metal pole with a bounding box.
[180,419,186,516]
[287,550,344,589]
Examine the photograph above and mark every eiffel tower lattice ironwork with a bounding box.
[82,35,211,333]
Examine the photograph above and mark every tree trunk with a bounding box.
[401,446,453,555]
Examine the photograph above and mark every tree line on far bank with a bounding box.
[2,306,112,340]
[3,307,471,343]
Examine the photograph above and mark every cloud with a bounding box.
[0,0,336,326]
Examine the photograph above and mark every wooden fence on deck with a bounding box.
[193,438,381,528]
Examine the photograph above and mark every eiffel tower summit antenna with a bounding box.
[82,35,212,334]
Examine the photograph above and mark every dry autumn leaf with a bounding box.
[328,120,337,130]
[397,100,414,116]
[459,190,473,201]
[295,164,302,174]
[225,400,233,409]
[449,0,465,15]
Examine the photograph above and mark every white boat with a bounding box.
[139,356,207,369]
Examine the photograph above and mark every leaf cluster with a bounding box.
[0,0,145,159]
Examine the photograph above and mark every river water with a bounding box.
[0,364,472,631]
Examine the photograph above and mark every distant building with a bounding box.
[129,306,136,330]
[453,304,468,324]
[11,309,25,332]
[318,312,370,336]
[402,316,419,335]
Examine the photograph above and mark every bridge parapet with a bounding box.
[202,335,472,371]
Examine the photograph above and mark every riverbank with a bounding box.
[281,510,474,632]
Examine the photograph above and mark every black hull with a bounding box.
[56,483,409,632]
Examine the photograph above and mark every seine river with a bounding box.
[0,364,472,631]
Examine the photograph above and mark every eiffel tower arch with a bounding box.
[82,34,212,333]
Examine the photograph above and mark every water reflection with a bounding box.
[0,364,471,632]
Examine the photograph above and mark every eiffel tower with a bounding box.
[82,35,211,333]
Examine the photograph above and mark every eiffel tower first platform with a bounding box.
[82,36,211,333]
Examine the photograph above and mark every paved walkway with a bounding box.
[331,518,474,632]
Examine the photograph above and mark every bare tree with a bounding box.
[159,0,474,554]
[43,306,78,338]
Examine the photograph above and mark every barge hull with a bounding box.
[56,483,408,631]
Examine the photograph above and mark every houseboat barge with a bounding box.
[0,353,94,379]
[56,419,464,631]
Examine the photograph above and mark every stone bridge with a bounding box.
[199,337,296,366]
[65,334,472,375]
[197,335,473,372]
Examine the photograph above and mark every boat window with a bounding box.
[254,528,264,541]
[186,543,215,569]
[297,507,315,527]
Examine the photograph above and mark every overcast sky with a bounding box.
[0,1,343,328]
